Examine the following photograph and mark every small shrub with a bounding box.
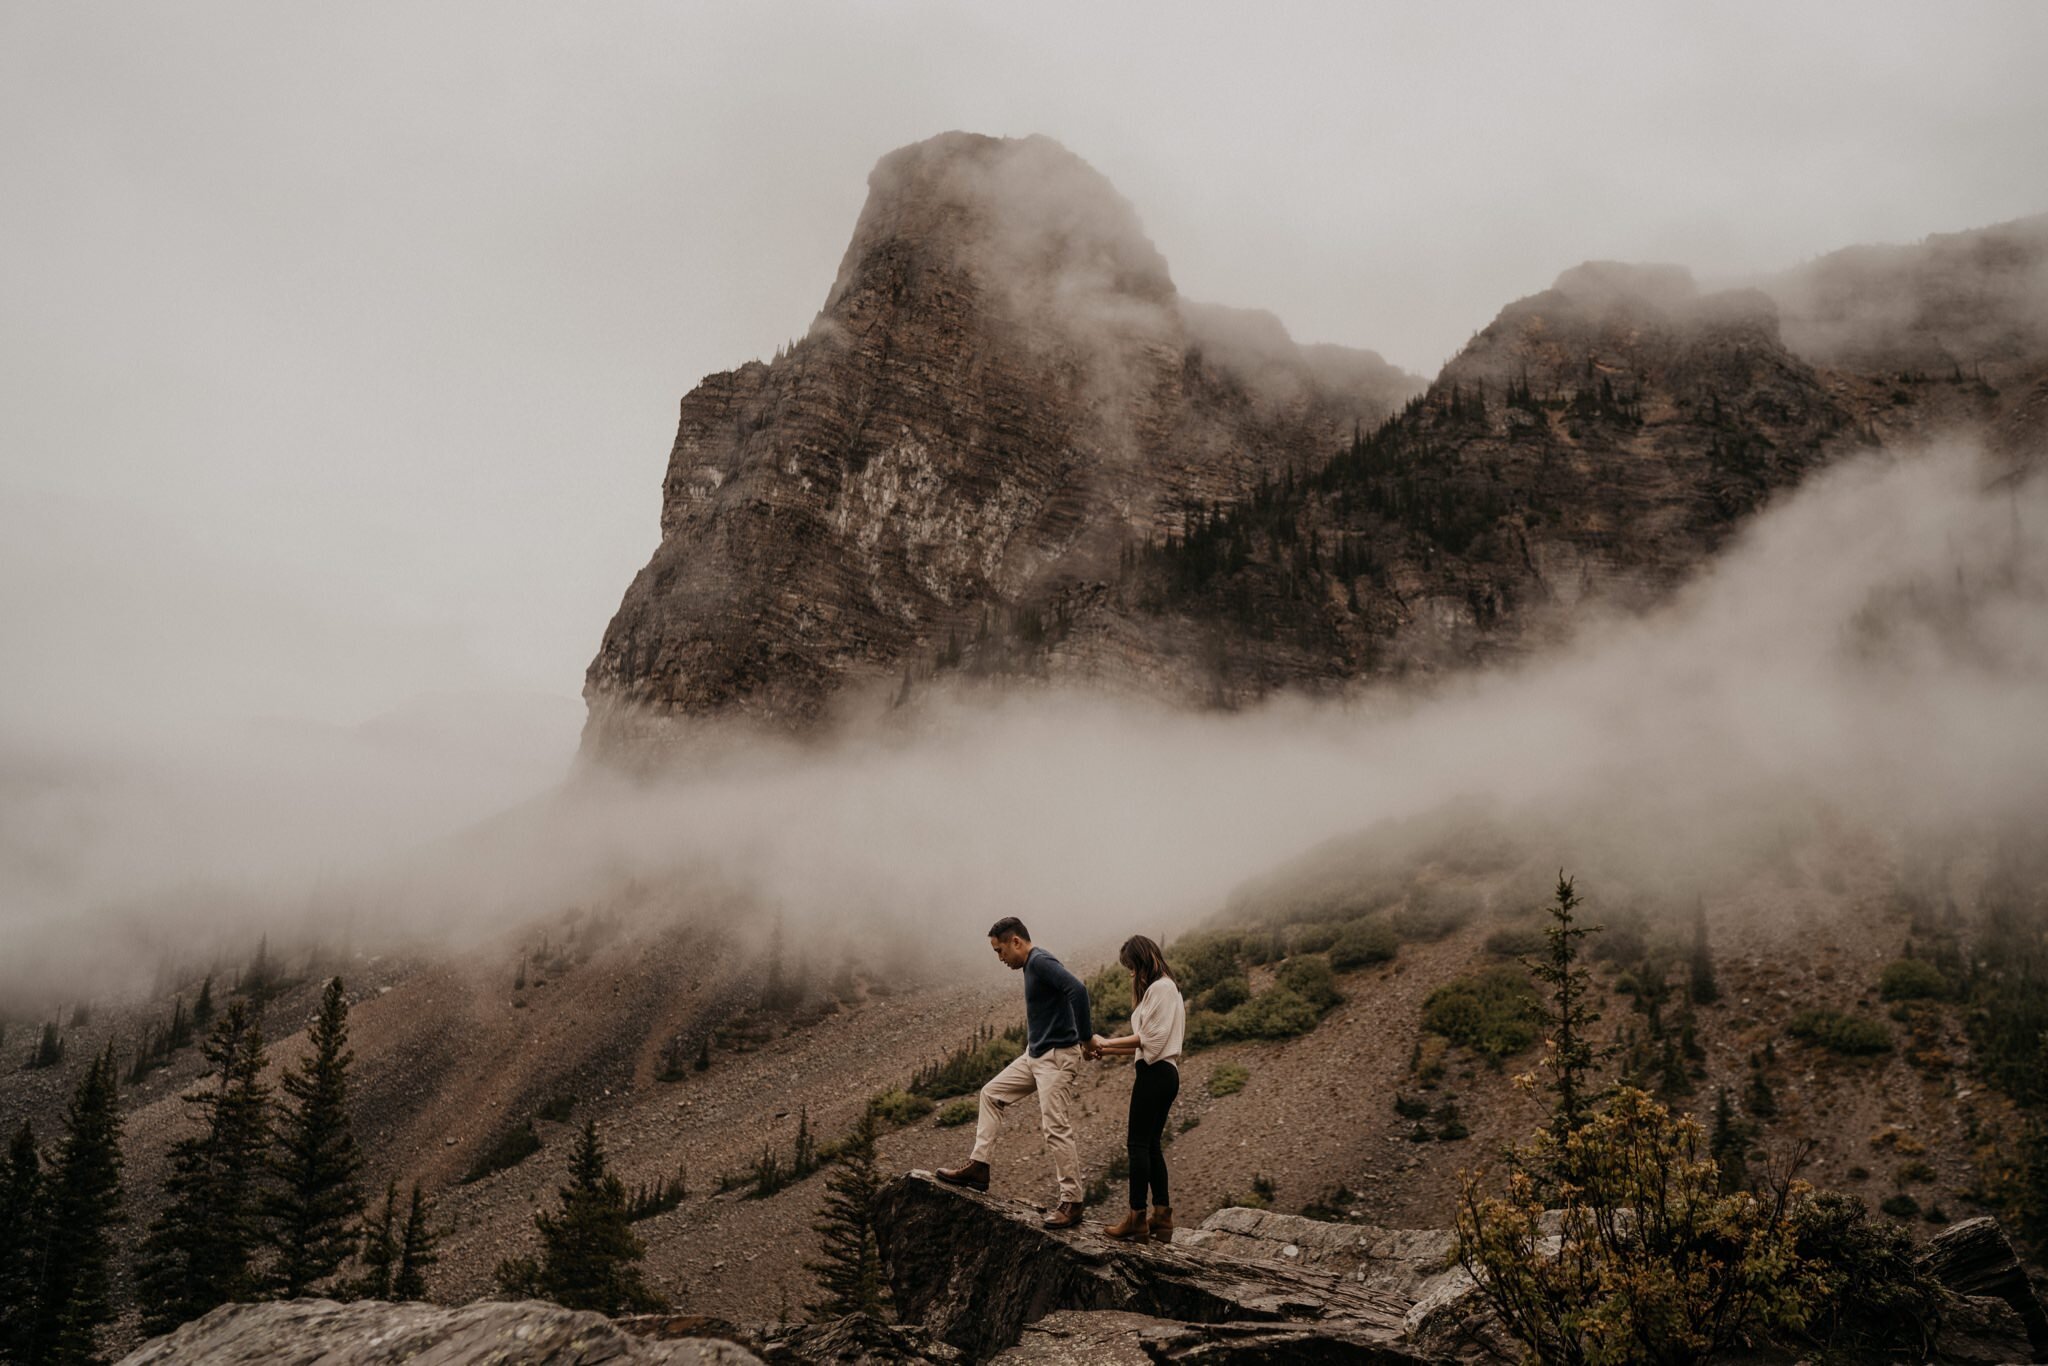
[1394,1092,1430,1120]
[1879,1193,1921,1220]
[1274,955,1342,1011]
[1219,986,1321,1040]
[536,1093,577,1123]
[1330,920,1398,970]
[1789,1191,1946,1355]
[866,1089,935,1128]
[1169,933,1245,997]
[1288,922,1341,955]
[910,1023,1022,1099]
[1392,885,1479,941]
[1198,976,1251,1014]
[1434,1098,1469,1141]
[1422,967,1541,1058]
[1251,1173,1277,1203]
[1087,966,1134,1028]
[935,1097,977,1128]
[1895,1159,1936,1184]
[1185,1009,1226,1047]
[1484,924,1546,958]
[1790,1010,1892,1056]
[1208,1062,1250,1097]
[1878,958,1947,1002]
[462,1119,542,1183]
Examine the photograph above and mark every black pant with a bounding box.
[1127,1058,1179,1210]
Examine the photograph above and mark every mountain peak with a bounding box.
[819,132,1175,333]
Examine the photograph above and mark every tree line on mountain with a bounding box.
[0,974,434,1364]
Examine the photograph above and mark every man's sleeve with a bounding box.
[1064,963,1092,1042]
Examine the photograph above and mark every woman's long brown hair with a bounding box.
[1119,935,1173,1005]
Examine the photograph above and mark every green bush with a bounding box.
[1169,933,1244,997]
[1330,920,1398,970]
[1392,885,1480,942]
[1789,1010,1893,1056]
[1198,976,1251,1013]
[1878,1193,1920,1219]
[1289,922,1342,955]
[1087,965,1133,1027]
[1208,1061,1250,1096]
[866,1089,936,1127]
[1423,967,1541,1058]
[1185,1009,1226,1047]
[910,1024,1022,1099]
[1275,955,1342,1011]
[1484,924,1547,958]
[935,1097,977,1128]
[1878,958,1947,1002]
[1220,986,1322,1040]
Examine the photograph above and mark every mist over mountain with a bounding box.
[5,117,2048,1366]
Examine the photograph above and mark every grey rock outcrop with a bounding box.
[871,1171,1441,1363]
[113,1298,764,1366]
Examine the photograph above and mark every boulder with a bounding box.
[1917,1217,2048,1362]
[871,1172,1436,1362]
[114,1298,763,1366]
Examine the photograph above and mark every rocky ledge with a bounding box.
[113,1180,2048,1365]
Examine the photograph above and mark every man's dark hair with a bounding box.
[987,917,1030,943]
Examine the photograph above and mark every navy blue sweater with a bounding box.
[1023,946,1092,1057]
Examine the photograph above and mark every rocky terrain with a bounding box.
[107,1177,2048,1363]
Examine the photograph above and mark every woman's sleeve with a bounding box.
[1131,981,1165,1058]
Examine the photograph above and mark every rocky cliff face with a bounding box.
[584,135,2048,761]
[583,133,1417,760]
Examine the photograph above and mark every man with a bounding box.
[936,917,1094,1228]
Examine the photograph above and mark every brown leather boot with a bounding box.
[934,1159,990,1193]
[1149,1205,1175,1243]
[1102,1207,1149,1240]
[1041,1200,1083,1229]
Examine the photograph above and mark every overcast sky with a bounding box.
[4,2,2047,743]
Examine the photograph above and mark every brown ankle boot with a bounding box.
[1041,1200,1083,1229]
[934,1159,990,1192]
[1149,1205,1175,1243]
[1102,1207,1149,1240]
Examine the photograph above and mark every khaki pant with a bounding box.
[970,1046,1084,1203]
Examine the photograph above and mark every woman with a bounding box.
[1090,934,1185,1243]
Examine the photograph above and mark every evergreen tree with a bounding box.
[193,974,216,1028]
[24,1044,125,1366]
[0,1121,43,1361]
[493,1119,665,1313]
[29,1020,63,1069]
[354,1182,399,1301]
[394,1184,437,1301]
[1529,873,1611,1150]
[265,977,365,1296]
[136,1002,272,1336]
[1745,1055,1779,1119]
[165,997,194,1052]
[805,1113,889,1319]
[1710,1085,1750,1194]
[1689,899,1720,1005]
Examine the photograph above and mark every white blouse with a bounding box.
[1130,976,1186,1066]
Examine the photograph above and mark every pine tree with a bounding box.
[353,1182,400,1300]
[1689,899,1720,1005]
[193,974,216,1028]
[136,1002,272,1336]
[806,1113,889,1319]
[1529,873,1611,1149]
[166,997,194,1052]
[29,1020,63,1069]
[24,1044,125,1366]
[1710,1086,1750,1194]
[0,1121,43,1361]
[394,1184,437,1301]
[265,977,365,1296]
[494,1119,664,1313]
